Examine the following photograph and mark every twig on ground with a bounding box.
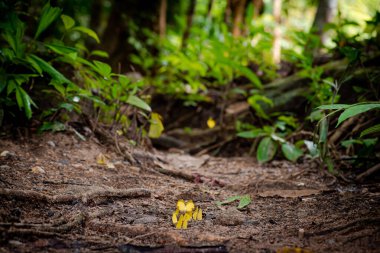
[356,163,380,182]
[0,187,151,204]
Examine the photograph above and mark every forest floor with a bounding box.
[0,132,379,253]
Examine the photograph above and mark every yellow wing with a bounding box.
[177,199,186,213]
[196,208,202,220]
[193,207,198,220]
[172,210,178,224]
[185,200,195,212]
[176,214,184,229]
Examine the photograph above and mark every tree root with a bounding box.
[0,212,86,233]
[305,217,380,237]
[0,187,151,204]
[356,163,380,182]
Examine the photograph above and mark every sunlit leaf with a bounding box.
[281,142,303,162]
[127,95,151,112]
[148,112,164,138]
[237,129,266,139]
[317,104,350,110]
[60,14,75,30]
[35,2,61,39]
[73,26,100,43]
[337,103,380,126]
[90,50,109,58]
[257,137,277,164]
[237,195,251,209]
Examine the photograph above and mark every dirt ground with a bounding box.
[0,132,379,253]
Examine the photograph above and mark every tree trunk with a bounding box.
[232,0,247,37]
[207,0,214,18]
[272,0,282,64]
[159,0,167,39]
[181,0,196,50]
[311,0,338,44]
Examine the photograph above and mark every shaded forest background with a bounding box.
[0,0,380,174]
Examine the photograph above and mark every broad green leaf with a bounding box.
[29,54,71,85]
[35,2,62,39]
[60,14,75,30]
[46,44,77,56]
[237,129,266,139]
[237,195,251,209]
[360,124,380,138]
[317,104,350,110]
[281,142,303,162]
[257,137,277,164]
[39,121,66,132]
[126,95,151,112]
[93,60,112,78]
[362,138,378,147]
[73,26,100,43]
[148,112,164,138]
[15,86,36,119]
[216,196,241,206]
[26,55,43,75]
[58,102,74,112]
[1,13,25,57]
[337,104,380,126]
[90,50,109,58]
[247,94,273,120]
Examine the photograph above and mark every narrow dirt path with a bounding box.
[0,133,379,252]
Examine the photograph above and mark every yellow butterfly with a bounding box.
[176,199,194,213]
[192,207,203,221]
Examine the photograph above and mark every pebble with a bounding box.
[133,215,159,224]
[31,166,45,174]
[47,141,56,148]
[72,163,86,170]
[0,165,11,170]
[1,150,15,157]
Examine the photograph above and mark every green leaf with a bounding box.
[60,14,75,30]
[148,112,164,138]
[73,26,100,43]
[45,44,78,56]
[39,121,66,132]
[15,86,37,119]
[237,129,266,139]
[29,54,71,85]
[237,195,251,209]
[90,50,109,58]
[281,142,303,162]
[93,60,112,78]
[26,55,43,75]
[126,95,151,112]
[35,2,62,39]
[216,196,242,206]
[247,94,273,120]
[360,124,380,138]
[337,103,380,126]
[317,104,350,110]
[257,137,278,164]
[216,195,251,209]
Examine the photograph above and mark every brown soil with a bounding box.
[0,132,379,253]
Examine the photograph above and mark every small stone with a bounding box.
[133,215,159,224]
[298,228,305,240]
[31,166,45,174]
[1,150,15,157]
[0,165,11,170]
[8,240,23,246]
[72,163,86,170]
[47,141,56,148]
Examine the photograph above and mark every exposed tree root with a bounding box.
[0,187,151,204]
[0,212,86,233]
[356,163,380,182]
[305,217,380,237]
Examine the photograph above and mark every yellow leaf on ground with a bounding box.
[207,117,216,129]
[149,112,164,138]
[96,153,108,165]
